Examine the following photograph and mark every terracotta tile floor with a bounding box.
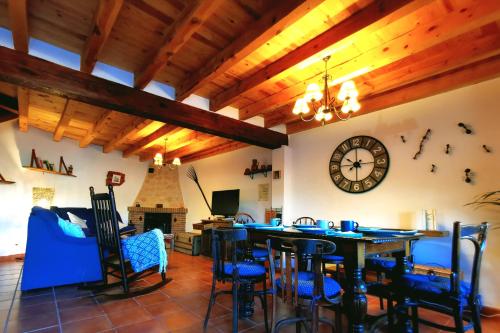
[1,252,499,332]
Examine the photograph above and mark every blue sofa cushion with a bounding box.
[57,217,85,238]
[50,206,127,236]
[223,262,266,277]
[252,247,268,258]
[276,275,341,298]
[398,273,470,298]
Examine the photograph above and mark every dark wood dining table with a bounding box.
[246,227,447,333]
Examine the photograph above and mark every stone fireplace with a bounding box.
[129,166,187,234]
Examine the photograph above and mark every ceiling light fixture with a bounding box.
[292,56,361,125]
[154,138,181,169]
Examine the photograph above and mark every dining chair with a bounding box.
[234,212,269,261]
[293,216,316,225]
[89,186,168,297]
[204,228,270,333]
[389,221,489,333]
[267,236,342,333]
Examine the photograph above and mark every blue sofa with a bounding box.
[21,207,103,291]
[50,206,136,236]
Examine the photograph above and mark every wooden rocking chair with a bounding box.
[89,186,170,298]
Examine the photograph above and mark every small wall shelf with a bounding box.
[0,173,15,184]
[24,149,76,177]
[23,166,76,177]
[244,166,272,179]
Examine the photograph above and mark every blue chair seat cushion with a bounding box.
[366,257,397,270]
[223,262,266,277]
[398,273,470,298]
[322,254,344,262]
[252,247,268,258]
[276,275,341,298]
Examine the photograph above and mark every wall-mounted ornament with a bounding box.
[458,122,472,134]
[106,171,125,186]
[413,129,431,160]
[445,144,451,155]
[482,145,491,153]
[464,168,472,183]
[400,135,406,143]
[431,164,436,173]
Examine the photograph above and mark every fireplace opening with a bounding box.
[144,213,172,234]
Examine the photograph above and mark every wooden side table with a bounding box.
[164,233,174,252]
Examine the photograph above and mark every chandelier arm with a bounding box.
[300,113,317,122]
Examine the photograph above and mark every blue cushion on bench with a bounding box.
[322,254,344,262]
[366,257,397,270]
[223,262,266,277]
[399,273,470,297]
[252,247,268,258]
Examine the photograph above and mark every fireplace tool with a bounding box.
[186,166,212,214]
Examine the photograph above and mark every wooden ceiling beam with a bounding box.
[134,0,224,89]
[139,130,212,162]
[175,0,324,101]
[16,87,29,132]
[53,100,77,141]
[265,21,500,128]
[181,141,249,164]
[80,110,114,147]
[0,108,18,124]
[210,0,424,112]
[7,0,28,53]
[239,1,500,120]
[0,46,288,149]
[287,54,500,134]
[103,118,152,153]
[123,124,180,157]
[81,0,124,73]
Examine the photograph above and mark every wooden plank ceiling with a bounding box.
[0,0,499,163]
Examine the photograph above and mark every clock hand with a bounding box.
[346,158,353,163]
[341,163,354,167]
[359,162,374,165]
[356,167,358,181]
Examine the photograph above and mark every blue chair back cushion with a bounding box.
[21,207,102,291]
[223,262,266,277]
[276,275,341,298]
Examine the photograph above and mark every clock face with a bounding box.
[329,136,389,193]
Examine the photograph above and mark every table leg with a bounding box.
[238,282,255,318]
[394,241,414,333]
[343,243,368,333]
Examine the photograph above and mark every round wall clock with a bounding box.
[329,136,389,193]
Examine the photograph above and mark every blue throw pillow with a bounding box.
[57,217,85,238]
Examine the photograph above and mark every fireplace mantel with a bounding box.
[128,207,188,214]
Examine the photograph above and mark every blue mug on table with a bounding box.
[341,220,359,232]
[317,219,335,229]
[270,218,281,226]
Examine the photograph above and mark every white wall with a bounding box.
[283,78,500,306]
[179,146,273,229]
[0,122,148,256]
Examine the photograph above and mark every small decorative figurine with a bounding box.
[458,122,472,134]
[413,129,431,160]
[464,168,472,183]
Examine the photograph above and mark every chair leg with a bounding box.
[471,301,482,333]
[295,305,302,333]
[311,301,319,333]
[387,295,395,330]
[411,305,419,333]
[261,278,269,333]
[453,305,465,333]
[335,305,342,333]
[271,293,277,333]
[232,281,239,333]
[204,276,217,331]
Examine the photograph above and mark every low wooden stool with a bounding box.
[163,233,174,252]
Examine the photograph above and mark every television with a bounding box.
[211,189,240,217]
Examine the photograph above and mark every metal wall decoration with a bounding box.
[445,144,451,154]
[464,168,472,183]
[482,145,491,153]
[413,129,431,160]
[400,135,406,143]
[431,164,436,173]
[458,122,472,134]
